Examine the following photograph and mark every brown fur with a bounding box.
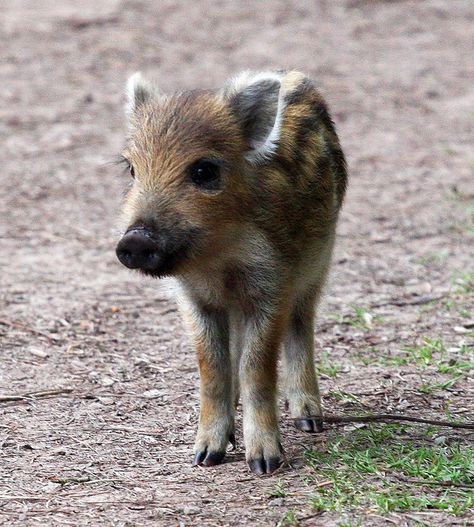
[117,70,347,475]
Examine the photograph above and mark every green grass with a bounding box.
[304,425,474,516]
[327,389,368,408]
[349,306,375,330]
[442,297,471,318]
[375,337,442,368]
[316,351,342,378]
[437,344,473,374]
[417,249,449,266]
[418,375,463,394]
[403,337,445,365]
[416,268,473,315]
[444,187,474,237]
[277,510,298,526]
[337,521,362,527]
[270,479,286,498]
[330,305,380,332]
[366,337,474,394]
[453,271,474,294]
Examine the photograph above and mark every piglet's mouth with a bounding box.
[137,247,190,278]
[115,226,198,278]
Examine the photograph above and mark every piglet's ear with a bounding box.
[222,71,286,164]
[125,72,159,115]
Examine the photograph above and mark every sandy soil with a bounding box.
[1,1,473,525]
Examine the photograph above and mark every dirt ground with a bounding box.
[1,1,473,526]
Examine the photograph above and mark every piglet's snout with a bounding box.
[116,228,162,271]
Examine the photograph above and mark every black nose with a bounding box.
[116,228,162,270]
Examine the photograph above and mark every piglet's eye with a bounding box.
[129,165,135,178]
[188,159,222,191]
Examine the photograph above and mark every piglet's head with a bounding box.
[116,71,290,277]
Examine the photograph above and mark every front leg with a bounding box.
[184,302,234,467]
[240,302,289,475]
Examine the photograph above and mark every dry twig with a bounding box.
[294,413,474,430]
[370,295,445,309]
[0,388,73,403]
[0,318,61,343]
[396,476,474,490]
[50,475,91,485]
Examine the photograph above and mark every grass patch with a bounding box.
[304,425,474,515]
[442,297,471,318]
[371,337,473,393]
[316,351,342,378]
[277,510,298,526]
[270,479,286,498]
[453,271,474,294]
[403,337,446,366]
[417,249,449,266]
[418,375,463,394]
[327,389,369,408]
[330,305,380,331]
[445,188,474,238]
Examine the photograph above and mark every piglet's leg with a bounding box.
[282,289,323,433]
[240,303,288,475]
[189,307,234,467]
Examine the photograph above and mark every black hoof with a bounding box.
[192,449,226,467]
[248,456,282,476]
[295,418,324,433]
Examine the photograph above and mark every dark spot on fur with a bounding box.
[314,102,338,136]
[273,151,297,184]
[315,150,331,180]
[289,106,322,178]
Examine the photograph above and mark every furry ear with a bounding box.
[222,71,286,164]
[126,72,159,115]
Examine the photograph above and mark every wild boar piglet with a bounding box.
[116,70,347,475]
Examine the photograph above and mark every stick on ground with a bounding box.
[295,413,474,430]
[0,388,73,403]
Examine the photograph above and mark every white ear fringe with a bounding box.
[247,75,285,165]
[125,72,158,116]
[125,72,142,115]
[225,71,287,165]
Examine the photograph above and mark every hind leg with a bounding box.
[282,288,323,433]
